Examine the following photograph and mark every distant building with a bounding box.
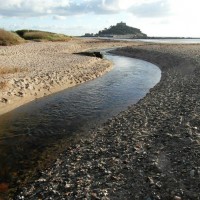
[117,22,126,26]
[84,33,94,37]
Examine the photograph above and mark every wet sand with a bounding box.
[8,43,200,199]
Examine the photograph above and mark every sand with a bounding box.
[0,38,135,115]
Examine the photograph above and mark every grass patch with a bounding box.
[0,67,27,75]
[16,30,72,42]
[0,29,24,46]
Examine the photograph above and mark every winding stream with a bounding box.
[0,52,161,188]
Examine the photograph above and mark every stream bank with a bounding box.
[0,38,137,116]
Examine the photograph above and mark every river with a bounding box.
[0,51,161,191]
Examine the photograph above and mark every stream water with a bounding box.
[0,52,161,189]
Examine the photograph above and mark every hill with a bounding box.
[84,22,147,39]
[16,30,72,42]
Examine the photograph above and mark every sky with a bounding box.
[0,0,200,37]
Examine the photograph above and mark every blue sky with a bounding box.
[0,0,200,37]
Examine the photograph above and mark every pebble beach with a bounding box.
[11,42,200,200]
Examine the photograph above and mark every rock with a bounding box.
[18,91,24,97]
[91,193,100,200]
[174,196,182,200]
[190,169,195,177]
[65,183,71,188]
[37,178,46,182]
[155,181,162,189]
[1,97,8,103]
[147,177,154,185]
[94,52,103,59]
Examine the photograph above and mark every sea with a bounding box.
[90,37,200,44]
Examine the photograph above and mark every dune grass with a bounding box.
[0,29,71,45]
[0,29,24,46]
[16,30,72,42]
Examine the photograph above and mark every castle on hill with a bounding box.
[84,22,147,39]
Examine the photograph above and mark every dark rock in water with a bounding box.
[93,52,103,58]
[75,51,103,59]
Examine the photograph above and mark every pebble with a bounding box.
[1,97,8,103]
[190,169,195,177]
[174,196,182,200]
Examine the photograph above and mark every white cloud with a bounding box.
[53,15,67,20]
[102,0,120,11]
[0,0,23,8]
[0,0,174,18]
[0,0,125,17]
[0,0,70,17]
[129,0,171,18]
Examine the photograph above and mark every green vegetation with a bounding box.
[0,29,25,46]
[16,30,72,42]
[0,29,71,45]
[98,22,147,38]
[84,22,147,38]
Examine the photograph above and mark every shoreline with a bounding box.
[13,43,200,199]
[0,38,136,116]
[0,59,112,115]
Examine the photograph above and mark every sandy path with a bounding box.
[14,43,200,200]
[0,38,135,115]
